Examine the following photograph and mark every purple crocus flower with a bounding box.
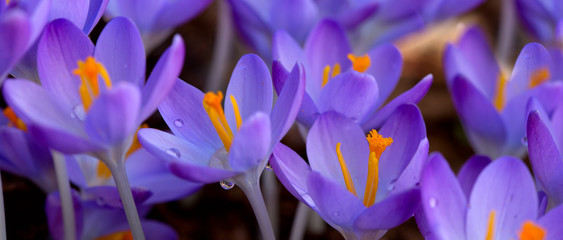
[443,25,563,158]
[0,0,50,82]
[270,104,429,239]
[515,0,563,45]
[272,19,432,130]
[138,53,305,239]
[420,153,563,240]
[46,190,178,240]
[527,108,563,209]
[105,0,212,51]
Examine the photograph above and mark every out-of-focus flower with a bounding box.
[46,190,178,240]
[0,109,56,193]
[515,0,563,45]
[527,108,563,209]
[443,26,563,158]
[105,0,212,51]
[419,153,563,240]
[0,0,50,82]
[3,16,184,159]
[138,54,304,239]
[271,105,428,239]
[272,19,432,130]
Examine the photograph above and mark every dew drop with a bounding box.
[220,180,234,190]
[265,161,273,171]
[332,211,340,216]
[174,119,184,128]
[521,136,528,145]
[429,198,438,208]
[166,148,181,158]
[71,105,86,121]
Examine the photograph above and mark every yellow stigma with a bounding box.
[334,130,392,207]
[485,210,496,240]
[529,68,550,88]
[348,54,371,73]
[336,143,358,196]
[96,231,133,240]
[3,107,27,131]
[73,57,112,111]
[519,221,546,240]
[321,63,341,87]
[203,92,243,151]
[493,72,507,112]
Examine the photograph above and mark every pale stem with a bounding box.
[289,202,309,240]
[497,0,516,62]
[238,179,276,240]
[51,150,76,240]
[0,171,6,240]
[206,0,233,91]
[108,160,145,240]
[262,172,279,235]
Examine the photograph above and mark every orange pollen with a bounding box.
[321,63,341,87]
[529,68,550,88]
[366,129,393,159]
[348,54,371,73]
[493,72,507,112]
[203,91,242,151]
[73,56,112,111]
[3,107,27,131]
[519,221,546,240]
[96,231,133,240]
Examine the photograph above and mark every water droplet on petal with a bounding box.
[429,198,438,208]
[71,104,86,121]
[332,211,340,216]
[220,180,234,190]
[174,119,184,128]
[522,136,528,145]
[166,148,181,158]
[265,161,273,171]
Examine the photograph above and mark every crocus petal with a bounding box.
[443,26,499,99]
[84,83,141,147]
[224,54,273,129]
[307,171,365,229]
[270,143,314,207]
[0,9,31,81]
[420,153,467,240]
[269,0,319,43]
[338,3,379,29]
[95,17,145,87]
[307,112,370,197]
[105,0,164,31]
[304,19,351,100]
[466,157,538,240]
[527,110,563,206]
[317,72,379,122]
[366,43,402,109]
[84,186,152,208]
[126,149,202,204]
[48,0,88,30]
[270,64,305,145]
[537,191,547,218]
[354,188,420,232]
[538,204,563,239]
[227,0,272,58]
[228,112,271,172]
[457,155,491,199]
[272,30,305,72]
[138,129,235,184]
[393,138,429,193]
[80,204,129,239]
[140,34,185,120]
[451,75,506,158]
[377,104,426,200]
[142,220,178,240]
[550,103,563,154]
[361,74,432,130]
[507,42,552,99]
[37,18,94,109]
[152,0,212,30]
[46,190,84,240]
[426,0,485,21]
[82,0,109,34]
[296,91,320,129]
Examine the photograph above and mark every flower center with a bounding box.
[348,54,371,73]
[96,124,148,179]
[202,91,242,151]
[96,231,133,240]
[519,221,546,240]
[335,129,392,207]
[73,56,112,111]
[3,107,26,131]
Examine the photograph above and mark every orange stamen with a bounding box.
[73,57,112,111]
[348,54,371,73]
[336,143,357,196]
[3,107,27,131]
[485,210,496,240]
[519,221,546,240]
[493,73,507,112]
[529,68,550,88]
[203,92,243,151]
